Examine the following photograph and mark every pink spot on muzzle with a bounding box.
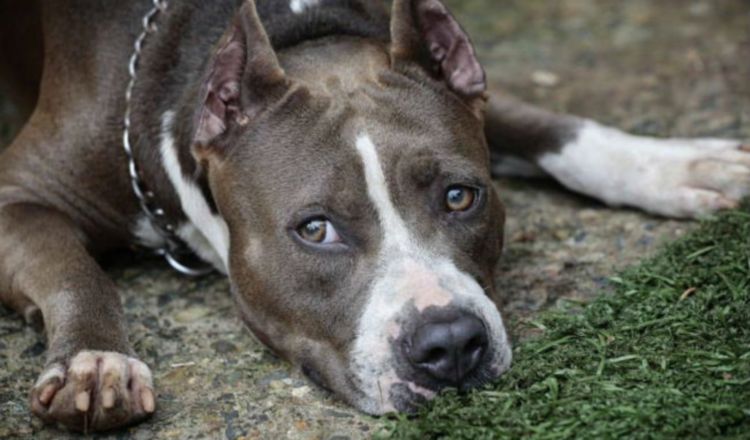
[395,260,453,312]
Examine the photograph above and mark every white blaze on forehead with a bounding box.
[351,132,511,415]
[289,0,320,14]
[355,134,413,250]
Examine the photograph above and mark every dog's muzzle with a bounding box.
[349,256,512,414]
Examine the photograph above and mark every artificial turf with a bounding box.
[381,203,750,439]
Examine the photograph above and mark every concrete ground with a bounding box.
[1,0,748,438]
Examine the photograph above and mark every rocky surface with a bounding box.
[1,0,748,438]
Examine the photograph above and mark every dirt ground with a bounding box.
[1,1,748,438]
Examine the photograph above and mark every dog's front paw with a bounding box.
[29,351,155,432]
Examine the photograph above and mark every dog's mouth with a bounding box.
[229,232,511,414]
[337,254,513,414]
[339,339,510,415]
[338,305,512,415]
[233,288,511,415]
[289,323,508,415]
[385,382,433,414]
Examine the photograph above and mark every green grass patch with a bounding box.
[381,204,750,439]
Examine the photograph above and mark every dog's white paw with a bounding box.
[30,351,155,432]
[539,121,750,218]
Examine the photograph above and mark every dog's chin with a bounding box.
[346,357,510,416]
[388,383,434,414]
[346,385,432,416]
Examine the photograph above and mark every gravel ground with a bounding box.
[1,1,748,438]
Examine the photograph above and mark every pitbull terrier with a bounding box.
[1,0,748,432]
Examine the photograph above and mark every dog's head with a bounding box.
[189,0,510,414]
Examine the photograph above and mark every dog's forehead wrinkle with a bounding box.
[280,38,391,97]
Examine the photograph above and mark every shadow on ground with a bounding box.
[1,0,748,438]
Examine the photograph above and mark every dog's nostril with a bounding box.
[423,348,447,366]
[406,313,488,386]
[464,336,484,357]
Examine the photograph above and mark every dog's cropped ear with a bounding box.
[194,0,289,148]
[390,0,486,100]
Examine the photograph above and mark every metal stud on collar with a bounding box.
[122,0,214,277]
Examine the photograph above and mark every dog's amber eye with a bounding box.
[297,219,341,245]
[445,186,477,212]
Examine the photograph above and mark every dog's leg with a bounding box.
[485,93,750,218]
[0,203,155,432]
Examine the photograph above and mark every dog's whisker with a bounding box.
[378,378,384,412]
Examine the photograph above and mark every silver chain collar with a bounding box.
[123,0,214,277]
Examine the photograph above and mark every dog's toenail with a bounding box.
[75,391,90,412]
[39,384,57,405]
[102,387,116,408]
[141,388,155,413]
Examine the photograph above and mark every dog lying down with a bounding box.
[0,0,748,432]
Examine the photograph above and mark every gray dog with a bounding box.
[0,0,748,432]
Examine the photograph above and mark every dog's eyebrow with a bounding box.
[412,153,487,187]
[406,152,441,187]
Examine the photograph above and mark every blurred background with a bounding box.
[1,1,749,438]
[3,1,750,147]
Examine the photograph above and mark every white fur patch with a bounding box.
[160,112,230,273]
[289,0,320,14]
[538,121,750,218]
[176,223,226,273]
[351,133,511,414]
[244,235,264,265]
[133,215,167,249]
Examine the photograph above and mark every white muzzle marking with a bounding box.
[350,133,511,414]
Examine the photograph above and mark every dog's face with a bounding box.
[192,0,511,414]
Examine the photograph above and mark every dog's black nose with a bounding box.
[406,313,488,385]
